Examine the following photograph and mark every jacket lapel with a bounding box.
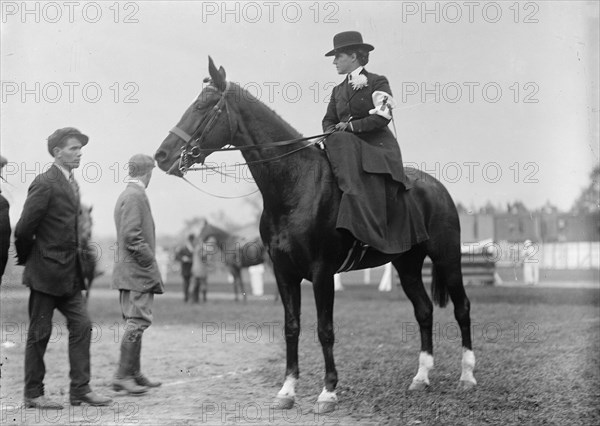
[52,164,79,208]
[347,69,368,102]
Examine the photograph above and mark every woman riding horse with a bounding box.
[154,54,476,414]
[322,32,428,259]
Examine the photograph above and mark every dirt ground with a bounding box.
[2,281,599,425]
[0,287,378,426]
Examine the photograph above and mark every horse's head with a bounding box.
[197,219,230,244]
[155,57,236,176]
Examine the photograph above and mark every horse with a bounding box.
[79,204,101,301]
[154,57,476,413]
[196,218,267,302]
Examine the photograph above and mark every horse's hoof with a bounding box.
[408,380,429,391]
[274,396,295,410]
[314,400,337,414]
[457,380,476,391]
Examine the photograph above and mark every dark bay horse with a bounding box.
[155,58,476,413]
[196,218,266,302]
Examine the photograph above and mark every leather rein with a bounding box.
[168,82,330,176]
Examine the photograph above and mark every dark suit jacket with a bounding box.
[112,183,164,294]
[0,192,10,277]
[175,243,194,277]
[15,164,84,296]
[322,69,410,188]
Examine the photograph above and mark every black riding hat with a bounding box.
[325,31,374,56]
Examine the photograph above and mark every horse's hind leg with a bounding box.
[392,248,434,391]
[432,258,476,390]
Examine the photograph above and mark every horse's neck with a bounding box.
[234,93,324,203]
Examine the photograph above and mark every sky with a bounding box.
[1,1,598,238]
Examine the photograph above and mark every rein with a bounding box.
[186,133,329,172]
[168,81,332,198]
[181,176,260,199]
[180,134,329,199]
[169,82,331,175]
[187,133,330,154]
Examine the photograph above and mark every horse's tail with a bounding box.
[430,263,450,308]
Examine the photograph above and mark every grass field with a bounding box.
[1,277,599,425]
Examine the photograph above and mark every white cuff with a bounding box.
[369,90,396,120]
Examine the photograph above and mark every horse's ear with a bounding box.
[208,56,227,92]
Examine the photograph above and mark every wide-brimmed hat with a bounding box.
[325,31,374,57]
[47,127,89,156]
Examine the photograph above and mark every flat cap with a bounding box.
[47,127,89,156]
[128,153,155,177]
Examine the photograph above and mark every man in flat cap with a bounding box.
[14,128,112,408]
[112,154,164,395]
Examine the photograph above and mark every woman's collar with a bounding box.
[348,66,365,80]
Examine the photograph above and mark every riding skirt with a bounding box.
[325,132,429,254]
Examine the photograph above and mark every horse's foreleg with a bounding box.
[312,273,338,414]
[393,255,434,391]
[273,265,302,410]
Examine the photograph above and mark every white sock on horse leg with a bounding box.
[277,376,297,398]
[413,351,434,384]
[459,348,477,384]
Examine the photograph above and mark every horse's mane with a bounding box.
[229,83,302,142]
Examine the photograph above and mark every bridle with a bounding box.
[169,82,235,175]
[168,81,331,175]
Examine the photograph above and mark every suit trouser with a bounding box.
[191,277,208,303]
[24,289,92,398]
[182,273,191,302]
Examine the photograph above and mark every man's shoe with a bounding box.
[113,377,149,394]
[24,396,63,409]
[134,373,162,388]
[70,391,112,406]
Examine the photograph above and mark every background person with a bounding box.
[0,155,11,278]
[112,154,164,394]
[190,235,213,303]
[175,234,195,302]
[522,240,540,285]
[15,128,111,408]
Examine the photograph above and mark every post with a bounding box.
[378,263,393,292]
